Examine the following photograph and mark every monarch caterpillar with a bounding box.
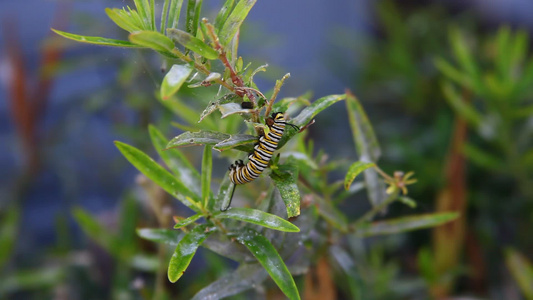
[221,112,299,211]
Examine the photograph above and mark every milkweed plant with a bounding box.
[53,0,458,298]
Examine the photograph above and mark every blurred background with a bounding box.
[1,0,533,299]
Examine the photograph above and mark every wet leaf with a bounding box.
[344,162,375,190]
[115,141,201,211]
[192,263,267,300]
[137,228,185,246]
[278,94,346,149]
[329,246,364,300]
[167,28,219,59]
[161,64,193,100]
[214,207,300,232]
[129,30,175,53]
[51,29,142,48]
[217,172,235,211]
[213,134,257,152]
[214,0,236,34]
[271,163,301,218]
[219,103,251,118]
[168,224,213,282]
[201,145,213,208]
[148,125,201,195]
[353,212,459,237]
[219,0,257,46]
[237,228,300,300]
[346,92,386,208]
[185,0,203,37]
[167,130,231,148]
[172,214,201,229]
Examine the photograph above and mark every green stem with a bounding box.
[350,188,399,230]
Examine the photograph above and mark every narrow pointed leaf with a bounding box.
[237,229,300,300]
[168,224,213,282]
[213,134,256,152]
[344,162,375,190]
[315,196,348,232]
[442,81,482,129]
[167,29,219,59]
[160,0,170,33]
[330,246,364,300]
[219,0,257,46]
[201,146,213,208]
[214,208,299,232]
[278,94,346,149]
[215,0,236,33]
[270,163,300,218]
[161,64,193,100]
[462,142,503,171]
[192,263,267,300]
[185,0,202,36]
[115,141,201,211]
[346,92,386,208]
[129,30,174,53]
[353,212,459,237]
[174,213,203,228]
[132,0,151,29]
[505,248,533,299]
[167,0,185,29]
[72,208,118,255]
[137,228,185,246]
[51,29,142,48]
[217,173,235,211]
[105,8,143,32]
[167,130,231,148]
[148,125,201,195]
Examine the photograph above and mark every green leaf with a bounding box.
[161,64,193,100]
[129,30,175,53]
[105,8,143,32]
[201,145,213,208]
[191,263,267,300]
[353,212,459,237]
[137,228,185,246]
[278,94,346,149]
[270,163,300,218]
[215,0,236,34]
[167,130,231,148]
[219,0,257,46]
[185,0,203,36]
[346,92,386,208]
[167,28,219,59]
[148,125,201,195]
[344,162,375,190]
[0,205,19,268]
[441,81,482,129]
[329,246,364,300]
[51,29,143,48]
[214,208,300,232]
[237,228,300,300]
[462,142,503,171]
[505,248,533,300]
[72,208,118,255]
[217,172,235,211]
[314,196,348,232]
[168,224,213,282]
[213,134,257,152]
[449,28,478,78]
[160,0,170,33]
[115,141,201,211]
[174,213,203,228]
[167,0,185,29]
[434,57,473,91]
[133,0,151,29]
[271,94,311,115]
[0,267,64,294]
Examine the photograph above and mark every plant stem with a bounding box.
[350,189,399,231]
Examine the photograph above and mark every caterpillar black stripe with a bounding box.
[222,112,299,210]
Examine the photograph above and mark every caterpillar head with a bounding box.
[272,112,284,120]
